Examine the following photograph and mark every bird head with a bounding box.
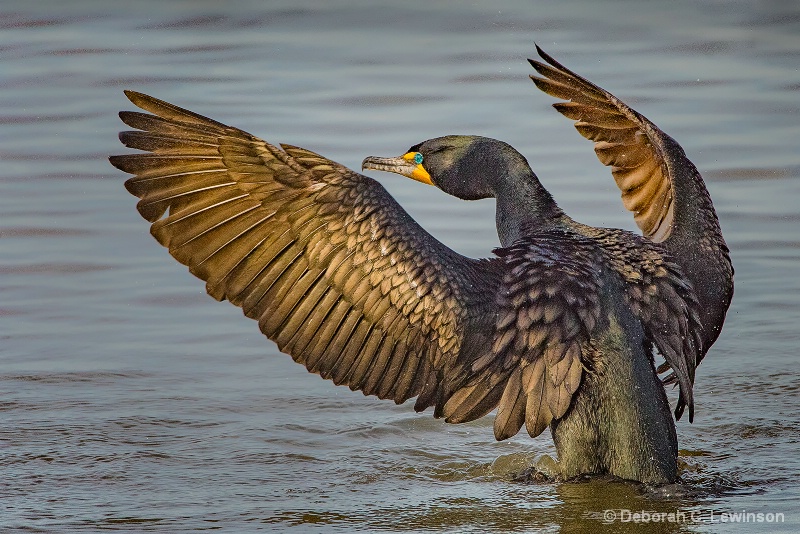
[362,135,530,201]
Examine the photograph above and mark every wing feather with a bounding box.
[529,46,675,241]
[111,91,497,412]
[531,47,733,366]
[442,230,602,439]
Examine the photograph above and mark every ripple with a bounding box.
[134,292,209,308]
[0,112,104,124]
[662,40,734,54]
[109,415,222,430]
[324,94,447,107]
[0,13,73,29]
[0,262,114,275]
[732,239,800,251]
[92,75,241,87]
[140,14,228,30]
[451,73,522,83]
[0,227,91,238]
[652,78,728,88]
[48,47,118,56]
[263,510,349,528]
[706,166,799,181]
[0,370,150,384]
[3,172,109,181]
[154,43,248,55]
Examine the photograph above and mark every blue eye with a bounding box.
[414,152,424,165]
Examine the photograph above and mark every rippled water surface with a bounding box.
[2,1,799,532]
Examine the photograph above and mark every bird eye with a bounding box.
[414,152,424,165]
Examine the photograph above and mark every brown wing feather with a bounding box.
[442,230,602,440]
[110,90,497,411]
[528,46,675,242]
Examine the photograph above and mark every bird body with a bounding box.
[110,47,732,484]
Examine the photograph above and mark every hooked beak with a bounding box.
[361,153,434,186]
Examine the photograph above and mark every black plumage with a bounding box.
[110,47,732,484]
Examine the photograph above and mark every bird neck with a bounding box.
[493,168,565,247]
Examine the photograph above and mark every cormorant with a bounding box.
[110,46,733,484]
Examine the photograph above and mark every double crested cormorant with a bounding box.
[110,47,733,484]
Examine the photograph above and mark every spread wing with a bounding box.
[109,90,499,414]
[440,231,602,440]
[528,45,678,242]
[529,46,733,368]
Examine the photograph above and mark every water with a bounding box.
[1,0,798,531]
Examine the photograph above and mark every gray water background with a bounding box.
[1,0,799,532]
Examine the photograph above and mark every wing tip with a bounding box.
[108,154,127,171]
[118,90,232,131]
[122,89,155,110]
[528,74,551,92]
[534,44,562,70]
[527,43,561,77]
